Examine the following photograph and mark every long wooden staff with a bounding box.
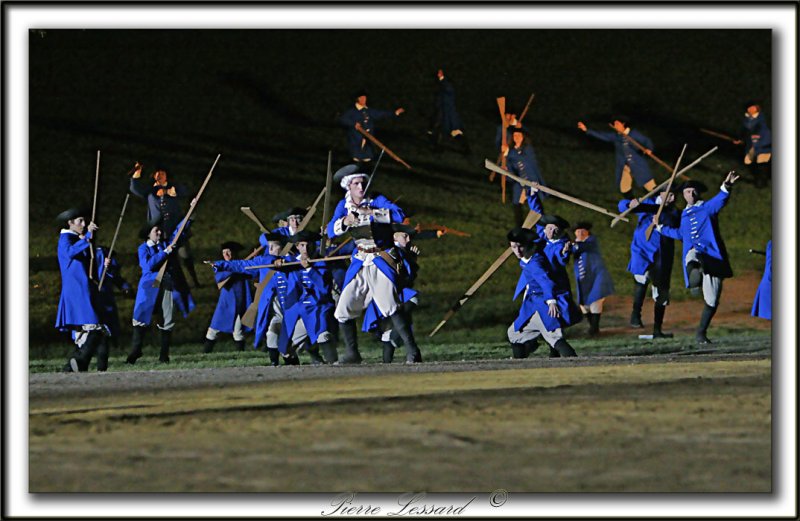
[97,193,130,291]
[645,144,686,241]
[241,187,326,328]
[153,154,221,288]
[88,150,101,279]
[484,160,629,222]
[429,210,541,338]
[243,255,352,271]
[489,96,506,184]
[355,124,411,169]
[518,92,535,123]
[607,124,690,181]
[610,146,718,227]
[240,207,269,232]
[700,128,739,143]
[320,151,334,254]
[326,237,353,257]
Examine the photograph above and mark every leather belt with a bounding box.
[357,246,382,254]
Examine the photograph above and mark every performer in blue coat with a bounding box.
[577,116,657,197]
[733,101,772,187]
[203,242,253,353]
[504,126,546,227]
[361,223,422,363]
[262,206,306,244]
[129,162,202,287]
[338,91,404,164]
[213,233,301,366]
[507,227,578,358]
[326,164,421,364]
[654,171,740,343]
[618,190,681,337]
[93,246,133,352]
[278,231,339,365]
[428,69,469,155]
[54,208,107,372]
[751,240,771,320]
[127,217,196,365]
[571,222,615,336]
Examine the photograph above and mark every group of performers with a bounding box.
[53,83,772,372]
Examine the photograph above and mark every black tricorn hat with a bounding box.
[263,232,288,244]
[220,241,245,253]
[272,207,307,223]
[573,221,593,231]
[508,125,529,135]
[333,164,369,187]
[507,227,538,245]
[678,180,708,193]
[743,99,761,111]
[610,114,631,127]
[55,207,88,225]
[139,217,162,240]
[354,89,369,99]
[289,230,321,243]
[391,223,417,236]
[539,214,570,230]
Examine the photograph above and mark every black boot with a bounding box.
[183,257,202,288]
[455,134,471,156]
[159,329,171,363]
[548,346,561,358]
[510,343,529,359]
[319,341,339,364]
[588,313,601,336]
[95,336,109,372]
[631,282,647,328]
[389,312,422,364]
[687,261,703,289]
[267,348,280,367]
[382,341,395,363]
[339,320,363,364]
[524,338,541,355]
[553,339,577,357]
[283,352,300,365]
[203,337,216,354]
[126,326,146,365]
[234,339,245,352]
[696,304,717,344]
[77,331,103,371]
[652,303,673,338]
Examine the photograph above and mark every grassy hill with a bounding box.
[28,29,772,357]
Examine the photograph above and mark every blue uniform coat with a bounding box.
[94,246,132,338]
[210,270,253,333]
[742,113,772,156]
[585,128,655,188]
[362,245,420,333]
[751,240,771,320]
[55,230,100,330]
[431,77,463,134]
[572,236,615,305]
[617,197,680,282]
[279,257,335,353]
[129,177,190,237]
[657,187,734,286]
[339,105,398,161]
[512,252,575,332]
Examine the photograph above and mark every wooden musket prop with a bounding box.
[326,237,353,257]
[88,150,101,279]
[749,249,767,256]
[241,187,326,328]
[240,207,270,233]
[484,160,629,222]
[216,246,265,290]
[320,151,334,254]
[490,96,506,183]
[429,210,541,337]
[610,146,718,227]
[355,124,411,169]
[153,154,221,288]
[645,144,686,241]
[518,92,535,124]
[700,128,740,144]
[607,124,690,181]
[97,193,130,291]
[243,255,352,271]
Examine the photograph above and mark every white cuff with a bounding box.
[333,217,348,236]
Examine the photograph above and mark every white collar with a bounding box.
[355,102,367,110]
[345,192,370,210]
[686,200,705,209]
[147,239,158,247]
[520,256,531,265]
[60,229,79,235]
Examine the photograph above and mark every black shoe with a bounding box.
[553,339,577,357]
[267,348,280,367]
[511,344,529,359]
[630,312,644,329]
[203,338,216,354]
[234,340,245,352]
[382,342,395,364]
[696,332,713,344]
[652,329,674,339]
[283,353,300,366]
[548,346,561,358]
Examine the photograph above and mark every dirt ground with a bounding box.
[28,271,772,493]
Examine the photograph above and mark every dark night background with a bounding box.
[28,29,772,351]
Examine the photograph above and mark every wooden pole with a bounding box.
[88,150,101,279]
[320,150,334,254]
[484,159,629,222]
[153,154,221,288]
[607,123,690,181]
[610,146,718,227]
[243,254,353,271]
[518,92,535,123]
[429,210,541,337]
[97,193,130,291]
[645,144,687,241]
[355,125,411,169]
[216,245,265,290]
[239,207,269,232]
[700,128,739,144]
